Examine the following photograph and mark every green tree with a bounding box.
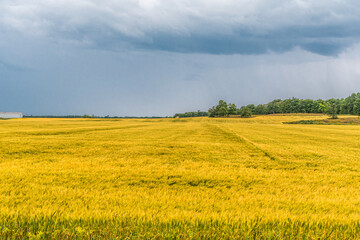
[316,99,326,113]
[228,103,237,115]
[254,104,267,114]
[325,99,338,119]
[208,100,230,117]
[246,104,256,113]
[208,106,217,117]
[354,98,360,118]
[240,107,252,118]
[267,99,282,114]
[216,100,229,116]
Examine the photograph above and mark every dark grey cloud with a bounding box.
[69,23,359,56]
[1,31,360,116]
[1,1,360,116]
[1,0,360,56]
[131,26,356,56]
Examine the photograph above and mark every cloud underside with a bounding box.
[70,23,360,56]
[132,33,351,56]
[86,25,358,56]
[1,1,360,56]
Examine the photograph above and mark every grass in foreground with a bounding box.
[1,115,360,238]
[2,217,360,239]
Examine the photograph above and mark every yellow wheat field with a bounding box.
[1,115,360,238]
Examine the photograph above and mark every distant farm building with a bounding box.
[0,112,23,119]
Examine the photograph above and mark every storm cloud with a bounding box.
[1,0,360,116]
[1,0,360,55]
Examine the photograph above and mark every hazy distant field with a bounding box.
[1,115,360,239]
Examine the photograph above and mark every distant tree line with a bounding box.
[243,93,360,117]
[174,111,209,118]
[207,93,360,118]
[208,100,252,118]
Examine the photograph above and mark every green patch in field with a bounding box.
[283,117,360,125]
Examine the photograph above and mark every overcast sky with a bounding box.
[1,0,360,116]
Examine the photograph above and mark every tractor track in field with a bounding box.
[207,123,285,163]
[2,124,151,136]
